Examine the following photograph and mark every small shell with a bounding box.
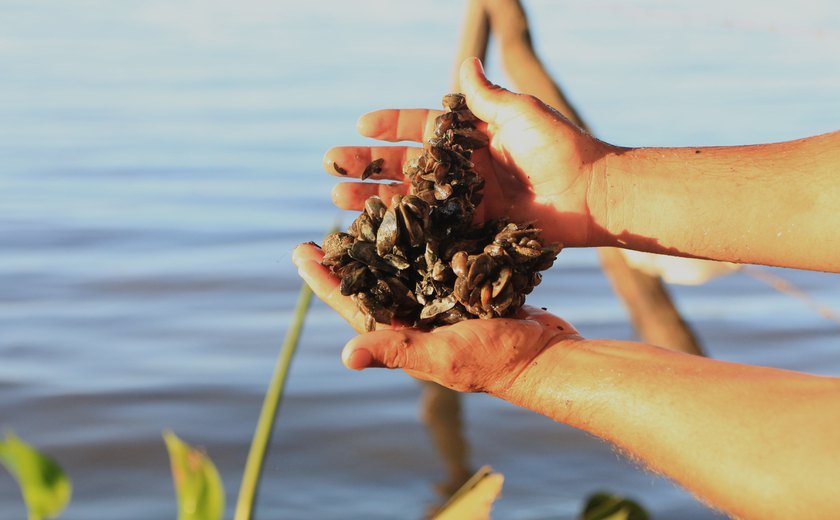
[480,283,493,310]
[339,262,371,296]
[350,212,377,242]
[491,266,512,298]
[376,207,399,256]
[333,162,348,175]
[467,253,494,287]
[362,158,384,180]
[451,251,469,278]
[420,295,457,320]
[364,196,387,222]
[382,253,410,270]
[442,93,467,111]
[322,232,353,258]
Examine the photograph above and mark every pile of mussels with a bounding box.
[322,93,561,331]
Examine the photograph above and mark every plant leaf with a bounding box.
[0,431,71,520]
[580,491,649,520]
[163,430,225,520]
[434,465,504,520]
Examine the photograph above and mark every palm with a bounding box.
[293,242,579,394]
[475,107,596,244]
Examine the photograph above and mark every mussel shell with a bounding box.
[364,196,387,222]
[382,253,410,270]
[362,158,384,180]
[451,251,468,278]
[376,207,399,257]
[420,295,457,320]
[434,304,470,325]
[442,93,467,111]
[434,111,455,136]
[349,241,398,274]
[491,266,512,298]
[467,253,494,287]
[339,261,372,296]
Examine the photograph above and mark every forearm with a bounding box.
[592,131,840,272]
[501,338,840,519]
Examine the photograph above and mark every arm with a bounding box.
[593,132,840,272]
[509,337,840,520]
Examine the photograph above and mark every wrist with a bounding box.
[495,335,594,426]
[586,144,634,247]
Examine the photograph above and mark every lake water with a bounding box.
[1,1,839,518]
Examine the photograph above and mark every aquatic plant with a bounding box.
[0,431,71,520]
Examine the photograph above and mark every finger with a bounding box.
[292,243,368,332]
[292,241,325,264]
[331,181,408,211]
[357,109,442,143]
[460,57,524,126]
[323,146,423,181]
[341,328,444,373]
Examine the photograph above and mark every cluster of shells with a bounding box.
[322,93,561,331]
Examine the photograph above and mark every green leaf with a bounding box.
[580,491,650,520]
[0,431,71,520]
[163,430,225,520]
[434,465,504,520]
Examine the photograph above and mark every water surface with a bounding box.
[1,1,839,518]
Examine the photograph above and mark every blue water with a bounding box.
[1,1,839,518]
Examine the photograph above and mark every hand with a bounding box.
[293,242,581,396]
[322,57,616,247]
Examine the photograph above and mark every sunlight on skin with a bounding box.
[292,242,580,394]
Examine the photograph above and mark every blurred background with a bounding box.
[1,0,839,518]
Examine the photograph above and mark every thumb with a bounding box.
[341,329,440,372]
[459,57,522,125]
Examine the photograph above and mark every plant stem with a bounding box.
[234,280,314,520]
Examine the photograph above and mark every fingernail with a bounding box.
[343,348,372,370]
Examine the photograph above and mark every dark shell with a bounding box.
[362,158,384,180]
[339,261,372,296]
[333,162,348,175]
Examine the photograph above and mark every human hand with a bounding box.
[323,57,617,247]
[293,242,581,397]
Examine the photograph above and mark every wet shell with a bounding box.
[362,158,384,180]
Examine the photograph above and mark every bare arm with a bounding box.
[507,337,840,520]
[592,131,840,271]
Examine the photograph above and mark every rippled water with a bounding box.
[1,1,839,518]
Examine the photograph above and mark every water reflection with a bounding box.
[420,382,472,514]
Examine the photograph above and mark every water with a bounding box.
[1,1,839,518]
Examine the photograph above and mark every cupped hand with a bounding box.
[293,242,582,396]
[322,57,616,247]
